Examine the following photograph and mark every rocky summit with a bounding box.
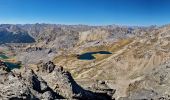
[0,61,115,100]
[0,24,170,99]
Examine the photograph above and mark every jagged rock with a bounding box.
[0,61,115,100]
[89,80,116,99]
[37,61,55,73]
[25,47,43,52]
[0,67,63,100]
[36,61,114,100]
[0,70,35,99]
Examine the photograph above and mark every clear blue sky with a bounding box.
[0,0,170,26]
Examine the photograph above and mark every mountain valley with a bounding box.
[0,24,170,99]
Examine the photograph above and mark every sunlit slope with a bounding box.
[53,26,170,98]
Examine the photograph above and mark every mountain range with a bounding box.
[0,24,170,99]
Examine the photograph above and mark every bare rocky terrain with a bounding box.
[0,24,170,99]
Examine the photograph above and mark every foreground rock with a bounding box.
[36,61,115,99]
[0,61,115,100]
[0,65,62,99]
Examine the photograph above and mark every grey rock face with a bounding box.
[0,67,63,100]
[42,91,54,100]
[37,61,115,100]
[0,70,35,99]
[0,61,114,100]
[37,61,55,73]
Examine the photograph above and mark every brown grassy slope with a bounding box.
[53,26,170,98]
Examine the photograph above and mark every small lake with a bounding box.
[0,54,9,59]
[77,51,112,60]
[4,62,21,70]
[0,54,21,70]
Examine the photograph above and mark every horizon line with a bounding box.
[0,22,167,27]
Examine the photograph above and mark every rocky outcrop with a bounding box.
[0,65,63,100]
[37,61,55,73]
[0,61,115,100]
[36,61,115,100]
[90,80,116,98]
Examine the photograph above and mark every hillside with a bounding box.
[0,24,169,99]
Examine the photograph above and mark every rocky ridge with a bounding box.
[0,61,115,100]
